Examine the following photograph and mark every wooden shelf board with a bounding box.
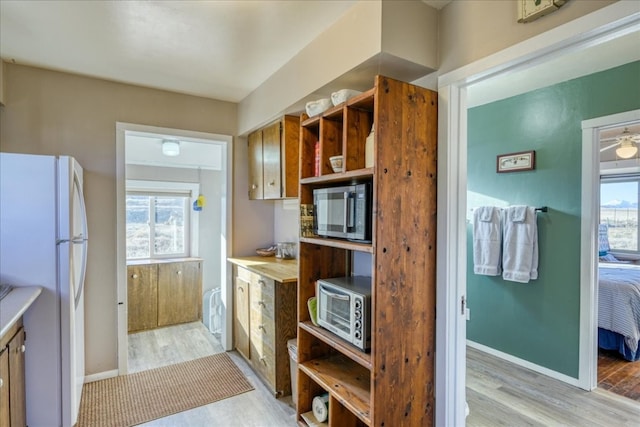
[299,355,371,426]
[301,115,321,128]
[299,237,373,253]
[300,168,373,185]
[299,321,372,369]
[346,88,375,110]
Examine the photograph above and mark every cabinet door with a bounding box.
[262,121,282,200]
[158,261,202,326]
[0,346,9,427]
[127,265,158,332]
[281,115,300,198]
[234,275,251,360]
[8,328,25,427]
[248,130,264,200]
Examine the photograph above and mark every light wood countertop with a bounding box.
[127,257,203,266]
[0,286,42,338]
[228,256,298,283]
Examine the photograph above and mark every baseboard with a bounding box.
[84,369,119,383]
[467,340,581,388]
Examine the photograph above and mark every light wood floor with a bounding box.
[128,322,297,426]
[466,346,640,427]
[128,323,640,426]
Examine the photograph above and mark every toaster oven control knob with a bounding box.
[354,310,362,319]
[354,330,362,340]
[354,299,362,309]
[354,320,362,330]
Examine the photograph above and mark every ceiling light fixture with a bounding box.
[162,140,180,156]
[615,128,638,159]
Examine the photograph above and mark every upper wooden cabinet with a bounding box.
[248,115,300,200]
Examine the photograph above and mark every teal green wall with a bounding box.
[467,61,640,378]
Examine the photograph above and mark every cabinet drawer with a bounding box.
[251,340,276,387]
[250,308,275,349]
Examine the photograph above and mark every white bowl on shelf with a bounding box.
[331,89,362,106]
[329,155,343,173]
[305,98,332,117]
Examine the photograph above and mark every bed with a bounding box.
[598,263,640,361]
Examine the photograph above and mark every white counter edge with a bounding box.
[0,286,42,337]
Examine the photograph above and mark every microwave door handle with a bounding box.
[343,192,350,234]
[323,291,350,300]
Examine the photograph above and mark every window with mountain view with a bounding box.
[600,177,639,252]
[126,193,190,259]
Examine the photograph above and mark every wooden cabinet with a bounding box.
[127,264,158,332]
[127,259,202,332]
[0,318,26,427]
[158,261,202,326]
[248,115,300,200]
[232,264,297,397]
[296,76,438,426]
[234,275,251,360]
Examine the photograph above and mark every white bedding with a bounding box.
[598,263,640,351]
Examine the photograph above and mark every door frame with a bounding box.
[115,122,234,374]
[435,3,640,425]
[581,109,640,390]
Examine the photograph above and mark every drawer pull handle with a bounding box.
[177,271,182,275]
[21,344,25,353]
[257,300,265,307]
[268,180,275,186]
[259,356,267,363]
[0,378,3,388]
[251,184,258,190]
[258,324,266,331]
[132,274,138,279]
[258,280,266,286]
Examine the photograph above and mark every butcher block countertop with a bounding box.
[0,286,42,338]
[228,256,298,283]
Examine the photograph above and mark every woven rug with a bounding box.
[77,353,254,426]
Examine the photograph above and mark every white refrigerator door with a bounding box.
[58,156,88,427]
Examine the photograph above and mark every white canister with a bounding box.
[365,124,374,168]
[312,392,329,422]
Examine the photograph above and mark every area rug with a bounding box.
[77,353,254,426]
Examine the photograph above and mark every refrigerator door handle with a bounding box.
[73,168,89,309]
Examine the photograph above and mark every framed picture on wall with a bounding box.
[496,150,535,173]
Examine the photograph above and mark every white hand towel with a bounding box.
[502,206,538,283]
[473,206,502,276]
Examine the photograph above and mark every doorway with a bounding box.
[582,111,640,395]
[436,4,640,425]
[115,122,233,375]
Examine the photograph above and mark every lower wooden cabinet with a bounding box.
[233,265,296,397]
[0,318,26,427]
[127,259,202,333]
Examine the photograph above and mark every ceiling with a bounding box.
[0,1,451,103]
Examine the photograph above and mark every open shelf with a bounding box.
[300,168,374,185]
[299,355,371,426]
[299,321,372,369]
[299,237,373,254]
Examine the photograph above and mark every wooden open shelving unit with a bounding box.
[296,75,438,426]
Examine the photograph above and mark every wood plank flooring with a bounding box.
[598,348,640,401]
[128,324,640,426]
[128,322,297,426]
[466,347,640,427]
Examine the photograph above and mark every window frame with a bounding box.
[126,180,200,261]
[600,174,640,256]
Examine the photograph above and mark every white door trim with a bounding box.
[115,122,234,375]
[435,2,640,425]
[580,109,640,390]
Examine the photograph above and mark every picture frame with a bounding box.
[496,150,535,173]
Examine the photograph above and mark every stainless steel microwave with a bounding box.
[316,276,372,352]
[313,183,371,242]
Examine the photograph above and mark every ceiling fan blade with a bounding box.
[600,141,620,152]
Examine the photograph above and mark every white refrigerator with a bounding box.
[0,152,87,427]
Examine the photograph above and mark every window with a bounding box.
[600,176,640,252]
[126,192,190,259]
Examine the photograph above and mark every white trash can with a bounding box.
[288,338,298,407]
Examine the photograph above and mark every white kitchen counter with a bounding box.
[0,286,42,338]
